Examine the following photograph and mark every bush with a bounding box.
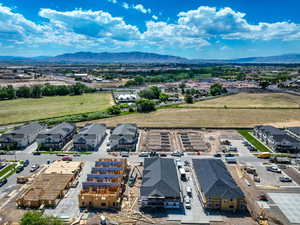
[184,94,193,104]
[107,105,121,115]
[136,98,156,112]
[21,211,64,225]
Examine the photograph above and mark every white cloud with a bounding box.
[152,15,158,20]
[133,4,151,14]
[1,4,300,54]
[122,2,129,9]
[107,0,117,3]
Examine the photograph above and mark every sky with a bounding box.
[0,0,300,59]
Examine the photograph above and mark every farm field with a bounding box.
[0,92,113,125]
[181,92,300,108]
[80,108,300,128]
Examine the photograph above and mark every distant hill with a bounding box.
[1,52,300,64]
[47,51,187,63]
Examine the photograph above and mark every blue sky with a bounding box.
[0,0,300,59]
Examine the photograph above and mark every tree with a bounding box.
[20,211,64,225]
[259,80,271,89]
[72,83,86,95]
[184,94,193,104]
[31,85,42,98]
[159,93,169,103]
[150,86,161,99]
[209,83,227,96]
[6,85,16,99]
[138,86,161,100]
[179,82,186,94]
[107,105,121,115]
[136,98,156,112]
[17,86,31,98]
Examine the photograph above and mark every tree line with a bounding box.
[0,83,95,100]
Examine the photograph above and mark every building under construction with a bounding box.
[79,158,128,209]
[178,131,210,152]
[143,130,172,152]
[16,161,82,208]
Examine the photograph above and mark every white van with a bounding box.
[184,196,191,209]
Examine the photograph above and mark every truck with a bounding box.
[17,176,29,184]
[179,168,187,181]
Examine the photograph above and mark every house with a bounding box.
[79,158,128,209]
[253,125,300,153]
[286,127,300,140]
[0,122,45,149]
[73,123,106,151]
[36,122,76,151]
[140,158,182,209]
[116,94,137,103]
[109,123,138,151]
[192,159,245,211]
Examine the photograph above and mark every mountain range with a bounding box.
[1,52,300,64]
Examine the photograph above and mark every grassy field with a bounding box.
[238,130,271,152]
[181,93,300,108]
[79,108,300,128]
[0,92,113,125]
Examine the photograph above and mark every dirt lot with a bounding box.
[86,108,300,128]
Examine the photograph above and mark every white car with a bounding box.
[186,186,192,197]
[184,196,191,209]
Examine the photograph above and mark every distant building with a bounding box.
[116,94,137,103]
[253,125,300,153]
[0,122,45,149]
[73,123,106,151]
[36,122,76,151]
[193,159,245,211]
[140,158,182,209]
[109,123,138,151]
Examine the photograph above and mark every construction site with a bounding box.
[16,161,83,208]
[79,158,129,209]
[177,131,210,152]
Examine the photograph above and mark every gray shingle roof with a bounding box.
[110,123,138,149]
[38,122,75,139]
[255,125,285,136]
[0,122,44,139]
[287,127,300,137]
[141,158,180,198]
[73,123,106,141]
[193,159,244,199]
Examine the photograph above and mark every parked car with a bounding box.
[62,156,73,161]
[149,152,158,157]
[16,165,24,173]
[186,186,192,197]
[0,178,7,187]
[229,147,238,152]
[30,164,39,172]
[254,175,260,183]
[266,166,281,173]
[0,163,7,170]
[279,176,292,182]
[184,196,191,209]
[73,153,80,157]
[159,153,167,157]
[23,160,29,167]
[171,152,184,157]
[139,153,149,157]
[258,194,268,201]
[214,153,222,158]
[32,151,41,155]
[121,152,129,157]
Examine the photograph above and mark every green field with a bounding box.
[181,92,300,108]
[238,130,271,152]
[0,92,113,125]
[0,164,17,178]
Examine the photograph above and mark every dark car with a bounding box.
[214,153,222,158]
[16,165,24,173]
[62,156,73,161]
[121,152,129,157]
[33,151,41,155]
[171,152,184,157]
[160,153,167,157]
[0,178,7,187]
[23,160,29,167]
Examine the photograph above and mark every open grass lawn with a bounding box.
[0,164,16,178]
[238,130,271,152]
[0,92,113,125]
[181,93,300,108]
[80,108,300,128]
